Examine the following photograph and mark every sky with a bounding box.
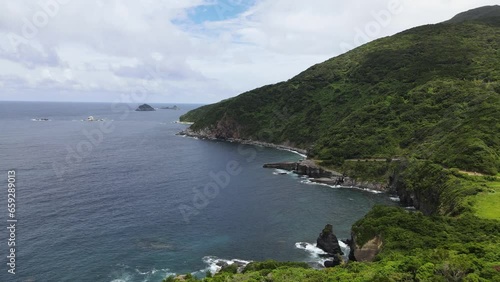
[0,0,498,104]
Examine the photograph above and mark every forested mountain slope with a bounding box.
[181,6,500,175]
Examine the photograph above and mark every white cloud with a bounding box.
[0,0,498,103]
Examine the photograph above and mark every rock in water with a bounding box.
[135,104,156,111]
[317,224,342,255]
[324,255,342,268]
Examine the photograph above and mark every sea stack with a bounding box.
[317,224,343,255]
[135,104,155,111]
[317,224,344,268]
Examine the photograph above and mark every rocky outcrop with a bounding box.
[349,233,383,262]
[317,224,344,268]
[211,114,244,139]
[313,177,388,191]
[264,160,389,192]
[160,105,179,110]
[135,104,155,111]
[317,224,343,255]
[324,256,342,268]
[178,128,308,155]
[264,160,341,178]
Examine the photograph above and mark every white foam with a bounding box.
[175,121,194,125]
[360,188,384,194]
[280,148,307,158]
[295,242,327,256]
[109,264,174,282]
[295,241,351,264]
[201,256,252,275]
[300,179,341,188]
[300,177,386,195]
[338,240,348,250]
[273,169,292,175]
[390,196,401,202]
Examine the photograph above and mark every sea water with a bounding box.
[0,102,395,282]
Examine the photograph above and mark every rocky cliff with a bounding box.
[348,234,383,262]
[264,160,390,192]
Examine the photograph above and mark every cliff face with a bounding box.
[211,114,244,140]
[349,234,383,262]
[264,160,390,192]
[182,115,243,140]
[264,160,338,178]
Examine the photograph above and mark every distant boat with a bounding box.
[84,116,104,122]
[160,105,180,110]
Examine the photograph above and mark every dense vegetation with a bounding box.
[181,7,500,175]
[173,6,500,282]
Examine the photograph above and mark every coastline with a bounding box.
[177,128,308,158]
[178,128,389,193]
[174,126,403,276]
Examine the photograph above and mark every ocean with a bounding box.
[0,102,396,282]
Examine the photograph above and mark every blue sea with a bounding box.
[0,102,396,282]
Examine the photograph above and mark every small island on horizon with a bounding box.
[135,104,156,111]
[160,105,180,110]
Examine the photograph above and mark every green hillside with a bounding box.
[181,6,500,175]
[172,7,500,281]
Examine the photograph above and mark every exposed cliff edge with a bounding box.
[263,160,389,192]
[180,126,390,192]
[348,234,383,262]
[178,127,307,156]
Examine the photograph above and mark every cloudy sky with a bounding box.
[0,0,498,103]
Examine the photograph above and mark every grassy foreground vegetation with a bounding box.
[471,174,500,220]
[174,6,500,282]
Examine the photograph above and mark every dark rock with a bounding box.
[232,260,247,267]
[324,258,341,268]
[342,239,352,246]
[317,224,343,255]
[219,263,238,274]
[318,253,334,258]
[263,160,340,179]
[135,104,155,111]
[216,261,229,268]
[263,160,388,192]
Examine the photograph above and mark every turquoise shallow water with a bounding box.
[0,102,395,282]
